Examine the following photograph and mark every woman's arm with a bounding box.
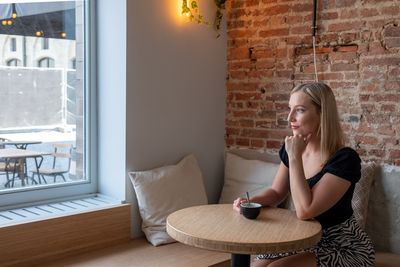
[286,135,351,220]
[290,161,351,220]
[233,162,289,213]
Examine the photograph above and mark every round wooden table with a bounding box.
[167,204,322,267]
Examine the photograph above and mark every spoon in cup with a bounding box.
[246,192,250,204]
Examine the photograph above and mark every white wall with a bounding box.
[126,1,227,237]
[97,0,126,199]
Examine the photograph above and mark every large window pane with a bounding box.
[0,0,88,194]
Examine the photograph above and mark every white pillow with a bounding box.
[128,154,208,246]
[219,152,280,204]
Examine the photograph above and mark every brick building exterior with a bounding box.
[225,0,400,165]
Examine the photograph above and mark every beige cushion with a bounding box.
[352,162,376,229]
[128,154,208,246]
[219,152,280,204]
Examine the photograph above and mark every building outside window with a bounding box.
[0,0,95,207]
[38,57,55,68]
[6,58,21,66]
[10,37,16,51]
[42,37,49,50]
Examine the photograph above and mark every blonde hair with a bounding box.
[291,82,344,164]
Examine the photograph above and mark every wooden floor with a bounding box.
[39,238,231,267]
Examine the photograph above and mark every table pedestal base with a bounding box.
[231,253,250,267]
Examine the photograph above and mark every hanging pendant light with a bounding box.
[12,3,18,19]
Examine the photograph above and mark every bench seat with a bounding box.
[42,237,231,267]
[38,238,399,267]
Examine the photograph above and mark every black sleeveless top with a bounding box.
[279,144,361,229]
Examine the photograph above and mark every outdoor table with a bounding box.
[0,140,43,182]
[167,204,322,267]
[0,148,50,187]
[0,140,42,150]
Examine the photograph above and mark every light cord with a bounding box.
[313,36,318,82]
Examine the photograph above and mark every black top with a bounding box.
[279,144,361,229]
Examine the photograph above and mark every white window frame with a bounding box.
[0,0,97,209]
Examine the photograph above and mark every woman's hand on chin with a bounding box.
[285,133,312,160]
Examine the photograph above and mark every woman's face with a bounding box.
[287,91,320,137]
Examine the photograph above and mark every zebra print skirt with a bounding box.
[255,215,375,266]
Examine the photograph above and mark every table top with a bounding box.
[167,204,322,255]
[0,140,42,146]
[0,148,50,159]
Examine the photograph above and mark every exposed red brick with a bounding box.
[341,33,359,44]
[240,119,254,127]
[340,9,359,19]
[357,124,374,134]
[384,26,400,37]
[251,139,265,148]
[381,5,400,16]
[226,0,400,164]
[259,28,290,37]
[384,38,400,49]
[236,138,250,146]
[377,125,396,136]
[317,72,344,80]
[385,81,400,91]
[229,70,247,79]
[292,3,314,12]
[389,67,400,78]
[225,138,235,146]
[229,48,250,59]
[331,63,358,71]
[228,61,252,70]
[256,60,275,69]
[380,104,396,113]
[233,110,257,118]
[226,119,239,127]
[368,150,386,158]
[267,140,283,149]
[360,8,379,17]
[329,51,357,63]
[321,12,339,20]
[355,135,379,145]
[227,82,258,91]
[336,45,358,52]
[328,22,364,32]
[234,92,262,101]
[291,26,312,35]
[226,127,241,136]
[246,0,260,7]
[389,150,400,158]
[335,0,357,8]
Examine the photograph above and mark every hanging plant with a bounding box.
[213,0,227,35]
[182,0,232,38]
[182,0,210,26]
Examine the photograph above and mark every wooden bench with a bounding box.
[41,237,231,267]
[38,231,399,267]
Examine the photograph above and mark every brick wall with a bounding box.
[225,0,400,165]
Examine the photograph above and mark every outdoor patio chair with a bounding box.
[0,137,10,149]
[31,143,73,184]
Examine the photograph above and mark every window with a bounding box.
[0,0,96,207]
[10,37,16,52]
[6,58,21,67]
[42,38,49,50]
[38,57,55,68]
[71,58,76,69]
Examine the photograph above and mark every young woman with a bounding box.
[233,83,375,267]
